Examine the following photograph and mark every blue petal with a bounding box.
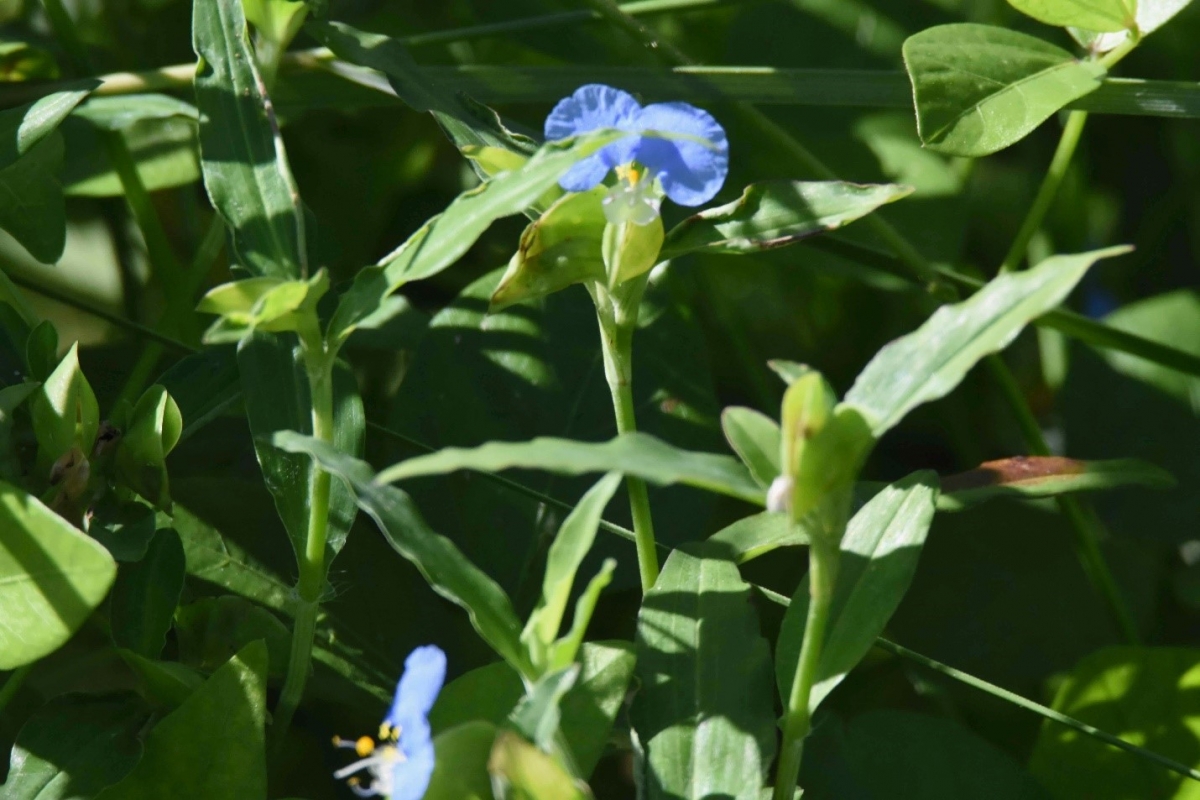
[545,84,642,192]
[557,154,614,193]
[389,733,436,800]
[633,102,729,206]
[384,645,446,730]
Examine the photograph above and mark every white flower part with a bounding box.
[767,475,793,514]
[332,737,404,798]
[603,166,662,226]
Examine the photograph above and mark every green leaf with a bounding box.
[425,721,498,800]
[118,649,205,709]
[720,407,782,488]
[72,94,198,130]
[939,456,1175,510]
[708,511,805,564]
[777,472,939,712]
[270,431,533,678]
[110,528,186,658]
[633,543,776,800]
[509,665,580,753]
[523,473,622,671]
[96,641,268,800]
[29,342,100,473]
[2,694,147,800]
[175,596,292,677]
[1007,0,1135,32]
[801,710,1051,799]
[325,127,627,344]
[237,333,362,571]
[1070,0,1192,51]
[545,560,615,673]
[88,500,158,562]
[844,248,1128,437]
[0,480,117,669]
[768,360,813,385]
[114,385,183,509]
[489,731,587,800]
[0,133,67,264]
[243,0,308,46]
[902,24,1106,156]
[155,348,241,443]
[193,0,306,279]
[1029,647,1200,799]
[375,433,764,506]
[0,87,92,170]
[63,112,200,198]
[1099,290,1200,409]
[661,181,912,259]
[0,381,37,480]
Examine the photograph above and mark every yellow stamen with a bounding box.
[355,736,376,757]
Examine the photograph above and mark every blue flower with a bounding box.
[333,645,447,799]
[544,84,729,219]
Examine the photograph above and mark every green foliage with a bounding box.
[1007,0,1137,32]
[109,528,185,658]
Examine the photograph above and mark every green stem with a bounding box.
[591,279,660,592]
[986,355,1140,644]
[272,336,335,747]
[0,664,32,716]
[774,537,838,800]
[999,110,1089,273]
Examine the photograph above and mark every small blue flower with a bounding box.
[545,84,729,220]
[333,645,447,799]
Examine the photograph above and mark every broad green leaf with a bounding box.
[114,385,183,509]
[0,480,117,669]
[63,112,200,197]
[110,528,186,658]
[721,407,782,488]
[1071,0,1192,51]
[660,181,912,259]
[375,433,764,506]
[175,596,291,677]
[844,248,1128,437]
[71,94,198,130]
[0,133,67,264]
[237,332,362,570]
[523,473,621,671]
[902,24,1106,156]
[118,649,205,709]
[96,641,268,800]
[193,0,306,279]
[0,88,91,169]
[633,543,776,800]
[425,722,498,800]
[1100,290,1200,411]
[29,342,99,473]
[1007,0,1136,31]
[430,642,634,778]
[243,0,308,46]
[509,666,580,753]
[489,731,587,800]
[326,128,627,344]
[491,188,607,311]
[2,694,147,800]
[88,500,158,562]
[801,710,1051,799]
[603,214,665,285]
[1030,647,1200,799]
[777,472,938,712]
[271,431,533,678]
[708,511,805,563]
[938,456,1174,510]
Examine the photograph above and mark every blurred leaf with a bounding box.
[193,0,305,279]
[243,0,308,46]
[271,431,533,678]
[1071,0,1194,51]
[488,730,587,800]
[425,721,497,800]
[63,114,199,197]
[25,320,57,381]
[902,25,1105,156]
[2,694,147,800]
[110,528,185,658]
[1029,647,1200,799]
[721,407,781,488]
[1100,290,1200,411]
[325,128,627,344]
[708,511,804,564]
[939,456,1175,510]
[0,479,117,669]
[1007,0,1134,31]
[0,133,66,264]
[96,641,268,800]
[633,543,776,800]
[72,95,198,130]
[522,473,622,672]
[118,649,205,709]
[88,500,157,563]
[844,248,1127,437]
[801,710,1051,799]
[777,472,939,712]
[509,665,579,753]
[854,114,964,198]
[175,595,291,677]
[661,181,912,259]
[154,348,240,443]
[375,433,763,506]
[0,381,37,480]
[0,41,58,82]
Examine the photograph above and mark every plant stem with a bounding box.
[985,355,1140,644]
[999,110,1089,273]
[0,664,32,716]
[272,335,335,747]
[774,537,838,800]
[591,278,660,592]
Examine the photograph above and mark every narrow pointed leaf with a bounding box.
[720,407,782,488]
[939,456,1175,510]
